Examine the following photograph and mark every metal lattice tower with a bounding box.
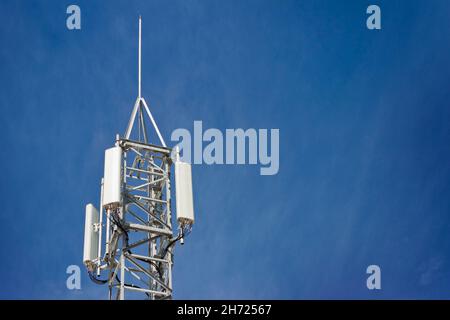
[105,139,175,300]
[83,17,194,300]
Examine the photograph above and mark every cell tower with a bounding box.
[83,16,194,300]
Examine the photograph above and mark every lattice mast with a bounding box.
[83,16,194,300]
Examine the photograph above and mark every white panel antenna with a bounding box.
[175,161,195,226]
[83,204,100,269]
[102,146,122,209]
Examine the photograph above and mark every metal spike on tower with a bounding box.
[83,16,195,300]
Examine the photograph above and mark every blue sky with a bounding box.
[0,0,450,299]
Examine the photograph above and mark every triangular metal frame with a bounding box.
[125,97,166,147]
[124,16,166,148]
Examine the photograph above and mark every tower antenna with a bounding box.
[83,16,195,300]
[138,15,141,99]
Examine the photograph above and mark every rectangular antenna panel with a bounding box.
[103,146,122,208]
[175,161,195,225]
[83,203,99,266]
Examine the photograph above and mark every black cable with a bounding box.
[110,212,129,243]
[103,207,173,297]
[109,212,163,276]
[159,230,184,261]
[88,271,108,285]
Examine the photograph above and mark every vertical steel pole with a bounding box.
[138,16,141,100]
[119,245,125,300]
[97,178,104,276]
[165,161,173,293]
